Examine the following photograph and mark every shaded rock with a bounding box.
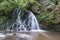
[31,3,41,14]
[3,33,32,40]
[36,0,55,12]
[3,33,18,40]
[0,16,8,30]
[26,1,43,15]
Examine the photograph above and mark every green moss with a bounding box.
[0,0,36,13]
[0,0,17,13]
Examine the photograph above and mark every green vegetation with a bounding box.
[0,0,60,31]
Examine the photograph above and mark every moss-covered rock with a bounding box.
[0,16,8,30]
[0,0,37,31]
[34,0,60,31]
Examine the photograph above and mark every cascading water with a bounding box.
[0,8,46,40]
[7,8,41,32]
[16,10,40,32]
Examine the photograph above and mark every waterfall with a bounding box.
[7,8,40,32]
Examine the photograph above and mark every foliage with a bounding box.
[17,0,35,8]
[0,0,36,13]
[0,0,60,31]
[0,0,17,13]
[0,0,37,30]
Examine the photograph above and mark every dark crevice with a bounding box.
[55,0,58,5]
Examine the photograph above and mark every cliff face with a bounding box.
[26,0,60,31]
[0,0,60,31]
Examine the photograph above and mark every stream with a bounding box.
[0,31,60,40]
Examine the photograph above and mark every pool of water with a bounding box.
[0,31,60,40]
[18,31,60,40]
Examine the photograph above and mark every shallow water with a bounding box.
[18,31,60,40]
[0,31,60,40]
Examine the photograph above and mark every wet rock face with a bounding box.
[3,33,32,40]
[27,0,55,15]
[26,1,43,15]
[0,14,12,30]
[3,35,17,40]
[36,0,55,12]
[0,16,8,30]
[34,0,60,31]
[31,4,41,15]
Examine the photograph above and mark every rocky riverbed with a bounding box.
[0,31,60,40]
